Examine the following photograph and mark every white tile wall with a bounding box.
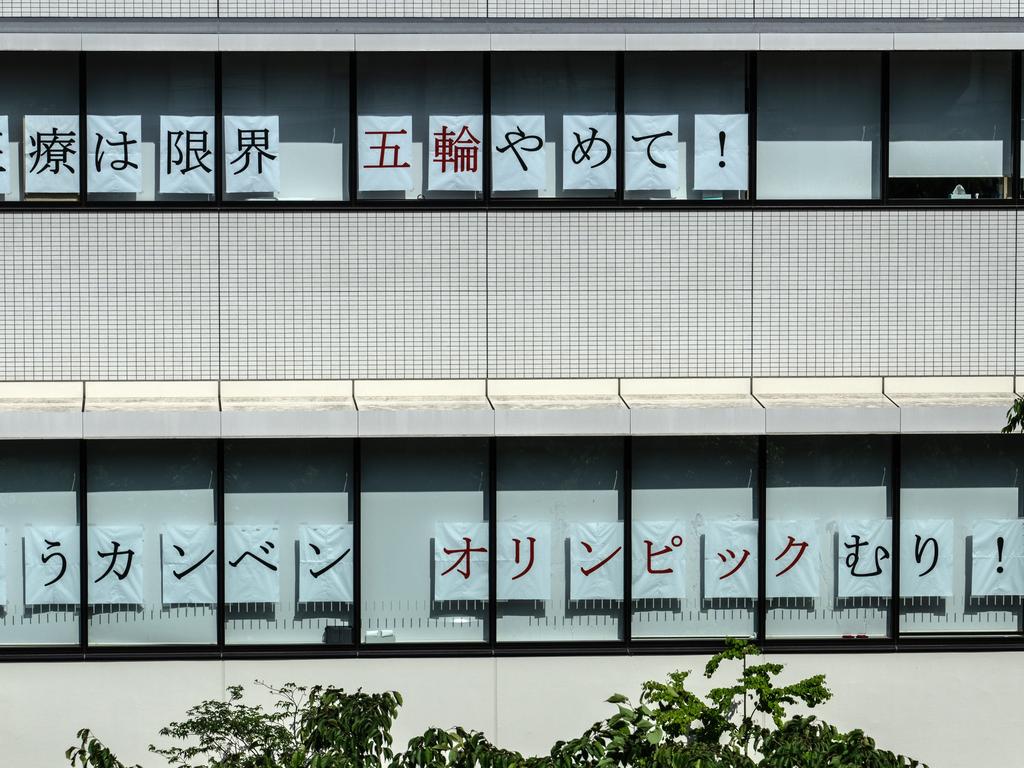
[0,0,216,15]
[219,211,487,380]
[0,212,218,380]
[0,209,1019,382]
[753,210,1016,377]
[487,210,753,379]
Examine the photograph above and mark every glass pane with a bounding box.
[496,437,624,642]
[757,52,881,200]
[86,53,215,202]
[491,52,616,199]
[222,52,349,202]
[0,441,80,646]
[631,437,758,639]
[87,440,217,645]
[889,52,1012,200]
[224,440,354,645]
[360,438,489,644]
[900,435,1024,634]
[0,52,80,202]
[357,53,483,201]
[766,436,893,639]
[624,52,747,201]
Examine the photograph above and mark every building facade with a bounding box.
[1,3,1023,767]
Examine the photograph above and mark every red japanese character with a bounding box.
[580,540,622,576]
[774,535,809,577]
[364,129,410,169]
[433,124,480,174]
[717,548,751,580]
[442,536,487,580]
[644,534,683,575]
[511,536,536,581]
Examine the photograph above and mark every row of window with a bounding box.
[1,435,1022,651]
[0,50,1020,204]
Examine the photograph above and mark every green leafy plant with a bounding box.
[1004,395,1024,433]
[66,642,926,768]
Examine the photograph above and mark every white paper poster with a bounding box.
[87,115,142,194]
[569,521,624,600]
[694,113,748,191]
[224,115,280,194]
[434,522,488,601]
[161,525,216,605]
[428,115,483,193]
[358,115,413,193]
[703,520,757,599]
[24,525,79,605]
[971,519,1024,597]
[837,519,892,599]
[492,115,546,192]
[563,114,616,190]
[767,520,821,599]
[625,114,679,192]
[88,525,144,605]
[0,116,10,195]
[0,527,5,606]
[900,519,954,598]
[299,524,354,603]
[24,115,80,194]
[497,521,551,601]
[160,115,215,195]
[632,521,686,600]
[226,525,280,603]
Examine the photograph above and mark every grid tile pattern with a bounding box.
[219,0,486,15]
[754,210,1016,377]
[0,212,218,381]
[220,211,487,380]
[488,0,753,16]
[753,0,1017,16]
[0,0,216,15]
[487,210,753,379]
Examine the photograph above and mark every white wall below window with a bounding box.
[1,651,1018,768]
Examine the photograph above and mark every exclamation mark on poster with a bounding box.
[996,536,1005,573]
[718,131,726,168]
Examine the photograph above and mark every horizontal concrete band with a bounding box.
[0,377,1017,438]
[2,31,1024,52]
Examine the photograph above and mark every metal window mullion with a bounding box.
[215,52,224,204]
[79,52,87,206]
[890,434,901,645]
[78,439,89,653]
[622,435,632,646]
[216,439,226,652]
[352,437,362,652]
[757,434,767,644]
[487,436,497,648]
[880,52,890,205]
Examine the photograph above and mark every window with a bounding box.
[86,53,216,202]
[900,435,1024,634]
[624,52,748,201]
[87,441,217,646]
[491,53,616,199]
[360,439,489,644]
[496,438,624,641]
[224,440,354,645]
[357,53,484,200]
[0,52,79,202]
[766,436,893,639]
[222,53,349,202]
[0,442,80,646]
[889,52,1012,200]
[631,437,759,639]
[757,52,881,200]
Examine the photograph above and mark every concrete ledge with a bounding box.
[0,411,83,439]
[494,406,629,436]
[0,381,83,412]
[490,33,626,51]
[759,32,894,50]
[86,381,220,412]
[83,410,221,439]
[220,380,355,412]
[221,410,357,438]
[81,33,219,51]
[622,378,764,435]
[885,376,1015,433]
[893,32,1024,50]
[358,408,494,437]
[754,377,898,434]
[354,33,490,51]
[219,33,355,51]
[625,33,757,51]
[0,33,81,50]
